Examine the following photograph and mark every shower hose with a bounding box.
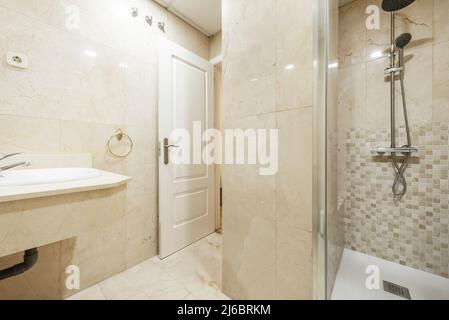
[391,74,412,198]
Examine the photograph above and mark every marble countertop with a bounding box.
[0,169,131,203]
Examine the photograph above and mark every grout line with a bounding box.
[97,284,109,300]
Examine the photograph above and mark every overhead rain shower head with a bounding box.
[395,33,412,49]
[382,0,415,12]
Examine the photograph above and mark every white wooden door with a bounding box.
[158,38,215,259]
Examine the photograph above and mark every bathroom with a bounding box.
[0,0,448,302]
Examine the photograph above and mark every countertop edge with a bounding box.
[0,171,131,203]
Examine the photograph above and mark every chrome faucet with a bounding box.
[0,162,30,172]
[0,153,31,172]
[0,153,22,162]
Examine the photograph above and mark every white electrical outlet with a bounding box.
[6,52,28,69]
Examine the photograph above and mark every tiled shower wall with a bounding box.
[338,0,449,277]
[345,125,449,277]
[0,0,209,299]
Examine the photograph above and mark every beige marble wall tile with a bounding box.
[339,0,366,68]
[23,153,92,169]
[222,129,277,298]
[223,73,276,120]
[333,46,353,221]
[126,191,158,267]
[60,121,112,154]
[61,220,127,298]
[125,128,157,199]
[394,0,433,48]
[55,33,126,125]
[223,168,275,297]
[433,41,449,122]
[0,0,56,23]
[59,121,127,175]
[366,0,390,62]
[434,0,449,44]
[365,57,391,130]
[124,58,157,128]
[0,152,90,169]
[223,114,277,221]
[0,187,127,258]
[276,224,312,299]
[338,63,367,130]
[276,0,313,110]
[0,115,60,153]
[397,45,432,126]
[0,7,61,120]
[224,216,276,300]
[223,0,314,300]
[61,187,127,297]
[222,0,277,120]
[276,108,313,232]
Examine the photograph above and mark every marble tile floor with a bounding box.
[67,233,230,300]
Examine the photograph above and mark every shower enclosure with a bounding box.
[315,0,449,300]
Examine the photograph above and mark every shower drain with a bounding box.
[383,281,411,300]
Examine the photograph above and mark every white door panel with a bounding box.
[158,38,215,259]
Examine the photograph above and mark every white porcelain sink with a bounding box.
[0,168,103,187]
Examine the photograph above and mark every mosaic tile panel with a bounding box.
[344,123,449,278]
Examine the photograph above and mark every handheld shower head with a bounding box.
[382,0,415,12]
[395,33,412,49]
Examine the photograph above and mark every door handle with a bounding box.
[163,138,180,165]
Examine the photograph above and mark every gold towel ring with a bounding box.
[107,129,133,158]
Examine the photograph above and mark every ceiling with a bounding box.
[154,0,222,36]
[153,0,352,35]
